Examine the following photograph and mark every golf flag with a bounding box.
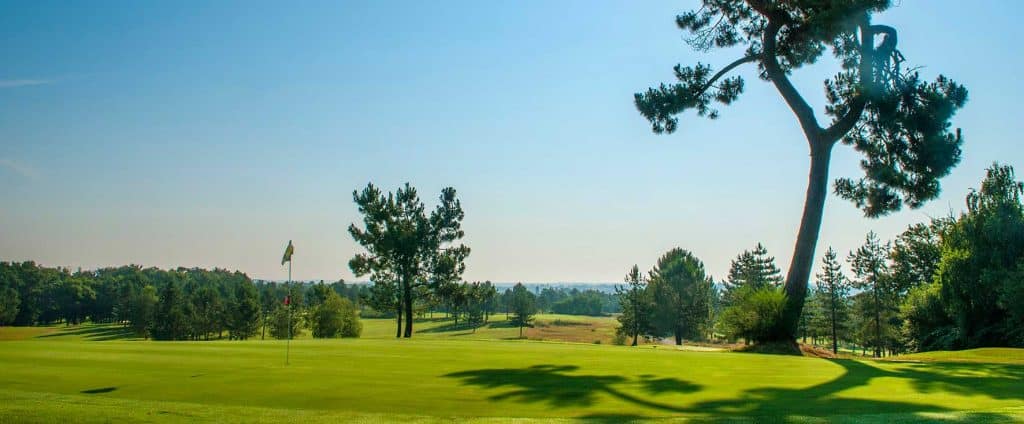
[281,240,294,265]
[284,295,291,306]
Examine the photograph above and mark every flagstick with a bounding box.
[286,259,291,366]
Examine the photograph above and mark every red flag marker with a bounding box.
[284,295,291,306]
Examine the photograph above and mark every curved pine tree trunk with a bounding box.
[780,144,833,341]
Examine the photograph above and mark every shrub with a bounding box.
[719,286,787,343]
[310,292,362,338]
[901,281,959,351]
[269,305,304,340]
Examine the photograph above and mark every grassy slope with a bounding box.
[2,323,1023,422]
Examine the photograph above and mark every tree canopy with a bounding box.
[814,247,851,354]
[936,164,1024,347]
[648,248,714,345]
[348,183,470,338]
[509,283,537,339]
[615,265,653,346]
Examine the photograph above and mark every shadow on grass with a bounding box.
[445,365,700,411]
[36,325,136,341]
[418,322,479,334]
[80,387,117,394]
[419,320,510,334]
[444,359,1024,421]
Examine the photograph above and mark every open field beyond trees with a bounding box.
[2,322,1023,423]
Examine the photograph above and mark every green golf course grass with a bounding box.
[1,322,1022,423]
[894,348,1024,365]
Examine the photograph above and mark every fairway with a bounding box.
[2,325,1023,422]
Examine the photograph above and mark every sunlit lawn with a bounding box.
[0,323,1022,422]
[360,313,626,345]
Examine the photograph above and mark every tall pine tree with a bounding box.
[724,243,783,305]
[816,247,852,354]
[849,232,892,357]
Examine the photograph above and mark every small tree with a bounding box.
[269,304,303,340]
[719,285,787,344]
[648,248,714,345]
[501,288,513,320]
[816,247,852,354]
[723,243,783,305]
[509,283,536,339]
[227,280,260,340]
[151,280,189,341]
[190,286,223,340]
[311,291,362,338]
[799,288,823,344]
[130,285,157,337]
[615,265,652,346]
[0,284,20,325]
[849,231,892,357]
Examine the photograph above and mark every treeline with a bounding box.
[531,287,618,316]
[614,163,1024,354]
[800,164,1024,354]
[0,264,362,341]
[395,281,501,331]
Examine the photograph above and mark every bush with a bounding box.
[269,305,304,340]
[310,292,362,338]
[612,332,627,346]
[901,281,960,351]
[719,286,787,343]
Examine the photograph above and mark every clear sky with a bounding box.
[1,1,1022,283]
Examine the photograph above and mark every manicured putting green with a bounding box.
[0,325,1021,422]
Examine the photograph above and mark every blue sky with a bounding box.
[1,1,1022,282]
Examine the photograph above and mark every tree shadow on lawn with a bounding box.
[444,365,700,411]
[80,386,118,394]
[35,325,136,341]
[419,320,511,335]
[443,359,1024,421]
[418,322,479,334]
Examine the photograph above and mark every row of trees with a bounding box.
[615,249,715,346]
[530,287,618,316]
[614,164,1024,354]
[0,264,361,341]
[346,183,619,337]
[433,281,499,330]
[800,164,1024,355]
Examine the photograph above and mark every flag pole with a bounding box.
[286,259,291,366]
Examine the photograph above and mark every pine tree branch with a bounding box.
[763,19,822,142]
[700,54,760,94]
